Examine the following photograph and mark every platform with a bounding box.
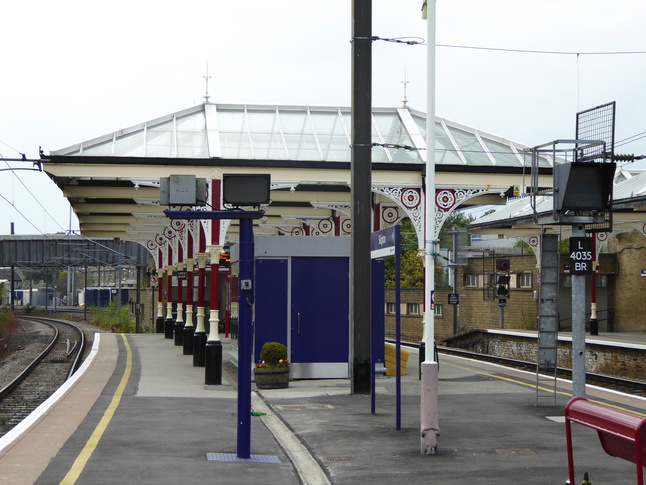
[1,332,646,484]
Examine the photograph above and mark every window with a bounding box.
[519,273,532,288]
[386,302,396,314]
[465,274,478,288]
[407,303,421,315]
[434,304,443,317]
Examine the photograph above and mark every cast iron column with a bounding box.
[183,258,195,354]
[164,265,175,339]
[156,268,165,333]
[205,246,223,385]
[174,262,185,346]
[193,253,208,366]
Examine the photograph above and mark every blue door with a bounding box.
[290,257,349,371]
[253,259,288,362]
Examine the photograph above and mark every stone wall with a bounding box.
[607,230,646,332]
[444,330,646,382]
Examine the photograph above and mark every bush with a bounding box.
[0,309,19,359]
[259,342,288,366]
[90,297,133,333]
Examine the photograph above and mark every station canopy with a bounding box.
[44,103,554,243]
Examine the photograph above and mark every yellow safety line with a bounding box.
[60,334,132,485]
[444,360,646,417]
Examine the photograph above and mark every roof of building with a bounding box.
[50,103,551,168]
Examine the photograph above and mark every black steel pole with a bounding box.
[350,0,372,395]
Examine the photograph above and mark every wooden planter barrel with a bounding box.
[254,367,290,389]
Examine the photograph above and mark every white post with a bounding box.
[165,265,175,325]
[156,268,165,320]
[207,246,223,343]
[421,0,440,455]
[184,258,195,330]
[195,253,209,336]
[175,262,185,325]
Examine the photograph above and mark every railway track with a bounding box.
[0,317,86,437]
[390,340,646,398]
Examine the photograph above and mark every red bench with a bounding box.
[565,396,646,485]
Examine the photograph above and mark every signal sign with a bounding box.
[569,237,593,275]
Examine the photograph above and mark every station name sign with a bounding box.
[569,237,593,275]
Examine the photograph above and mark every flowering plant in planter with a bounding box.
[255,342,289,368]
[254,342,290,389]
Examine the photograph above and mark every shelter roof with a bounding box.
[50,103,551,168]
[44,103,554,243]
[469,169,646,236]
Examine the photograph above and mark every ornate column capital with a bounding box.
[195,253,209,269]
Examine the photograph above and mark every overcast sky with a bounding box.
[2,0,645,235]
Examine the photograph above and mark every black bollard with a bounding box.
[164,317,174,339]
[183,325,195,355]
[589,318,598,336]
[174,320,184,346]
[193,331,207,366]
[205,340,223,385]
[156,316,165,333]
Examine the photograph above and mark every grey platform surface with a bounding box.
[11,333,646,484]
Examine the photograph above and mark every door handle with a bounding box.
[298,312,301,334]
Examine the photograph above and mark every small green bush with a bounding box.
[90,297,133,333]
[259,342,288,366]
[0,309,18,359]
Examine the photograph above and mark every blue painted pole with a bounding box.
[237,218,253,459]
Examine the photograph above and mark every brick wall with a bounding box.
[384,254,539,342]
[385,288,423,343]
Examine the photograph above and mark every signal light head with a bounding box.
[496,258,510,272]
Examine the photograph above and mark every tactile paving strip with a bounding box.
[206,452,282,463]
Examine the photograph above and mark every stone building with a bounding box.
[385,249,621,344]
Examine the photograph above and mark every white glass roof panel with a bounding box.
[50,103,545,169]
[434,124,463,164]
[81,139,113,157]
[480,138,521,167]
[446,125,493,166]
[310,111,349,162]
[146,129,173,158]
[113,132,145,157]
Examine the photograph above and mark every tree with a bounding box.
[438,211,475,249]
[383,218,448,288]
